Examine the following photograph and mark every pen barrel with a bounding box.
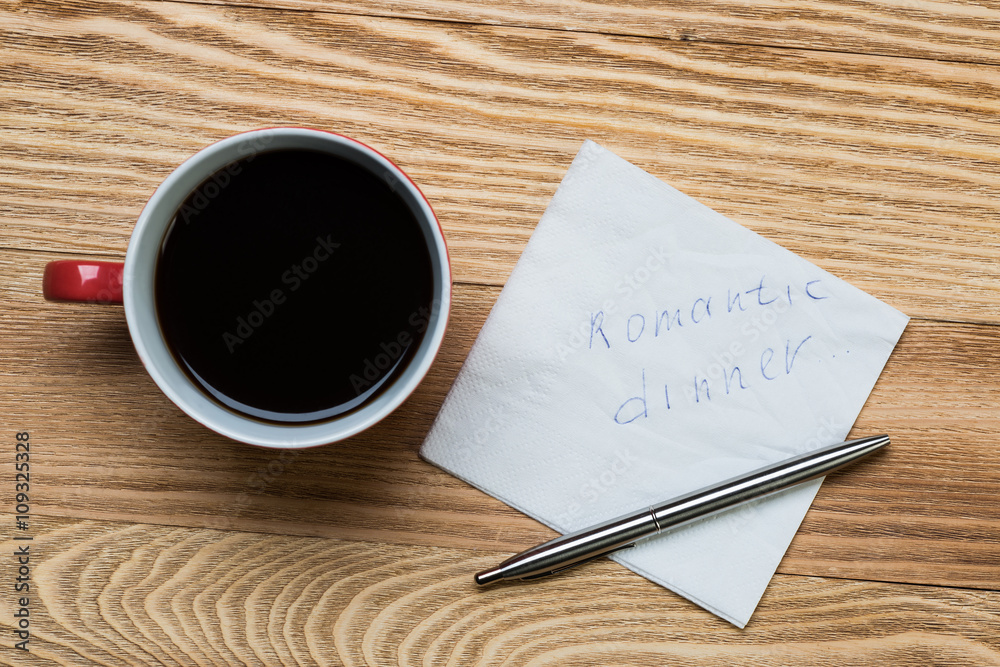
[494,510,659,580]
[650,435,889,532]
[476,435,888,584]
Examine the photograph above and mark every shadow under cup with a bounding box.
[125,129,450,448]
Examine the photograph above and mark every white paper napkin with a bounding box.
[421,140,908,627]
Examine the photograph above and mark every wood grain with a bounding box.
[3,0,1000,323]
[3,248,998,590]
[1,517,998,666]
[155,0,1000,67]
[3,0,1000,660]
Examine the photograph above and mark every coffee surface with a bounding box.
[155,148,435,423]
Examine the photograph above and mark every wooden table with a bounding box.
[3,0,999,663]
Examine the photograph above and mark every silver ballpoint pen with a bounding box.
[475,434,889,585]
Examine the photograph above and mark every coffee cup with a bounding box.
[44,128,451,448]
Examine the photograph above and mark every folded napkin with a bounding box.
[422,140,908,627]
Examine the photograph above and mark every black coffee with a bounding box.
[155,148,436,424]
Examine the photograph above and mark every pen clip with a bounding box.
[520,543,637,580]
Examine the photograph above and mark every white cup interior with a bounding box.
[123,128,450,448]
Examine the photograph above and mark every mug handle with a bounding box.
[43,260,125,304]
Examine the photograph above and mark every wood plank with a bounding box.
[3,248,998,590]
[1,517,998,665]
[3,0,1000,323]
[150,0,1000,67]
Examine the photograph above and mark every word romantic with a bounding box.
[588,275,828,351]
[222,235,340,353]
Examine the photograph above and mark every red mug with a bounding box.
[44,128,450,448]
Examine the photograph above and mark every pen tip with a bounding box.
[474,567,504,586]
